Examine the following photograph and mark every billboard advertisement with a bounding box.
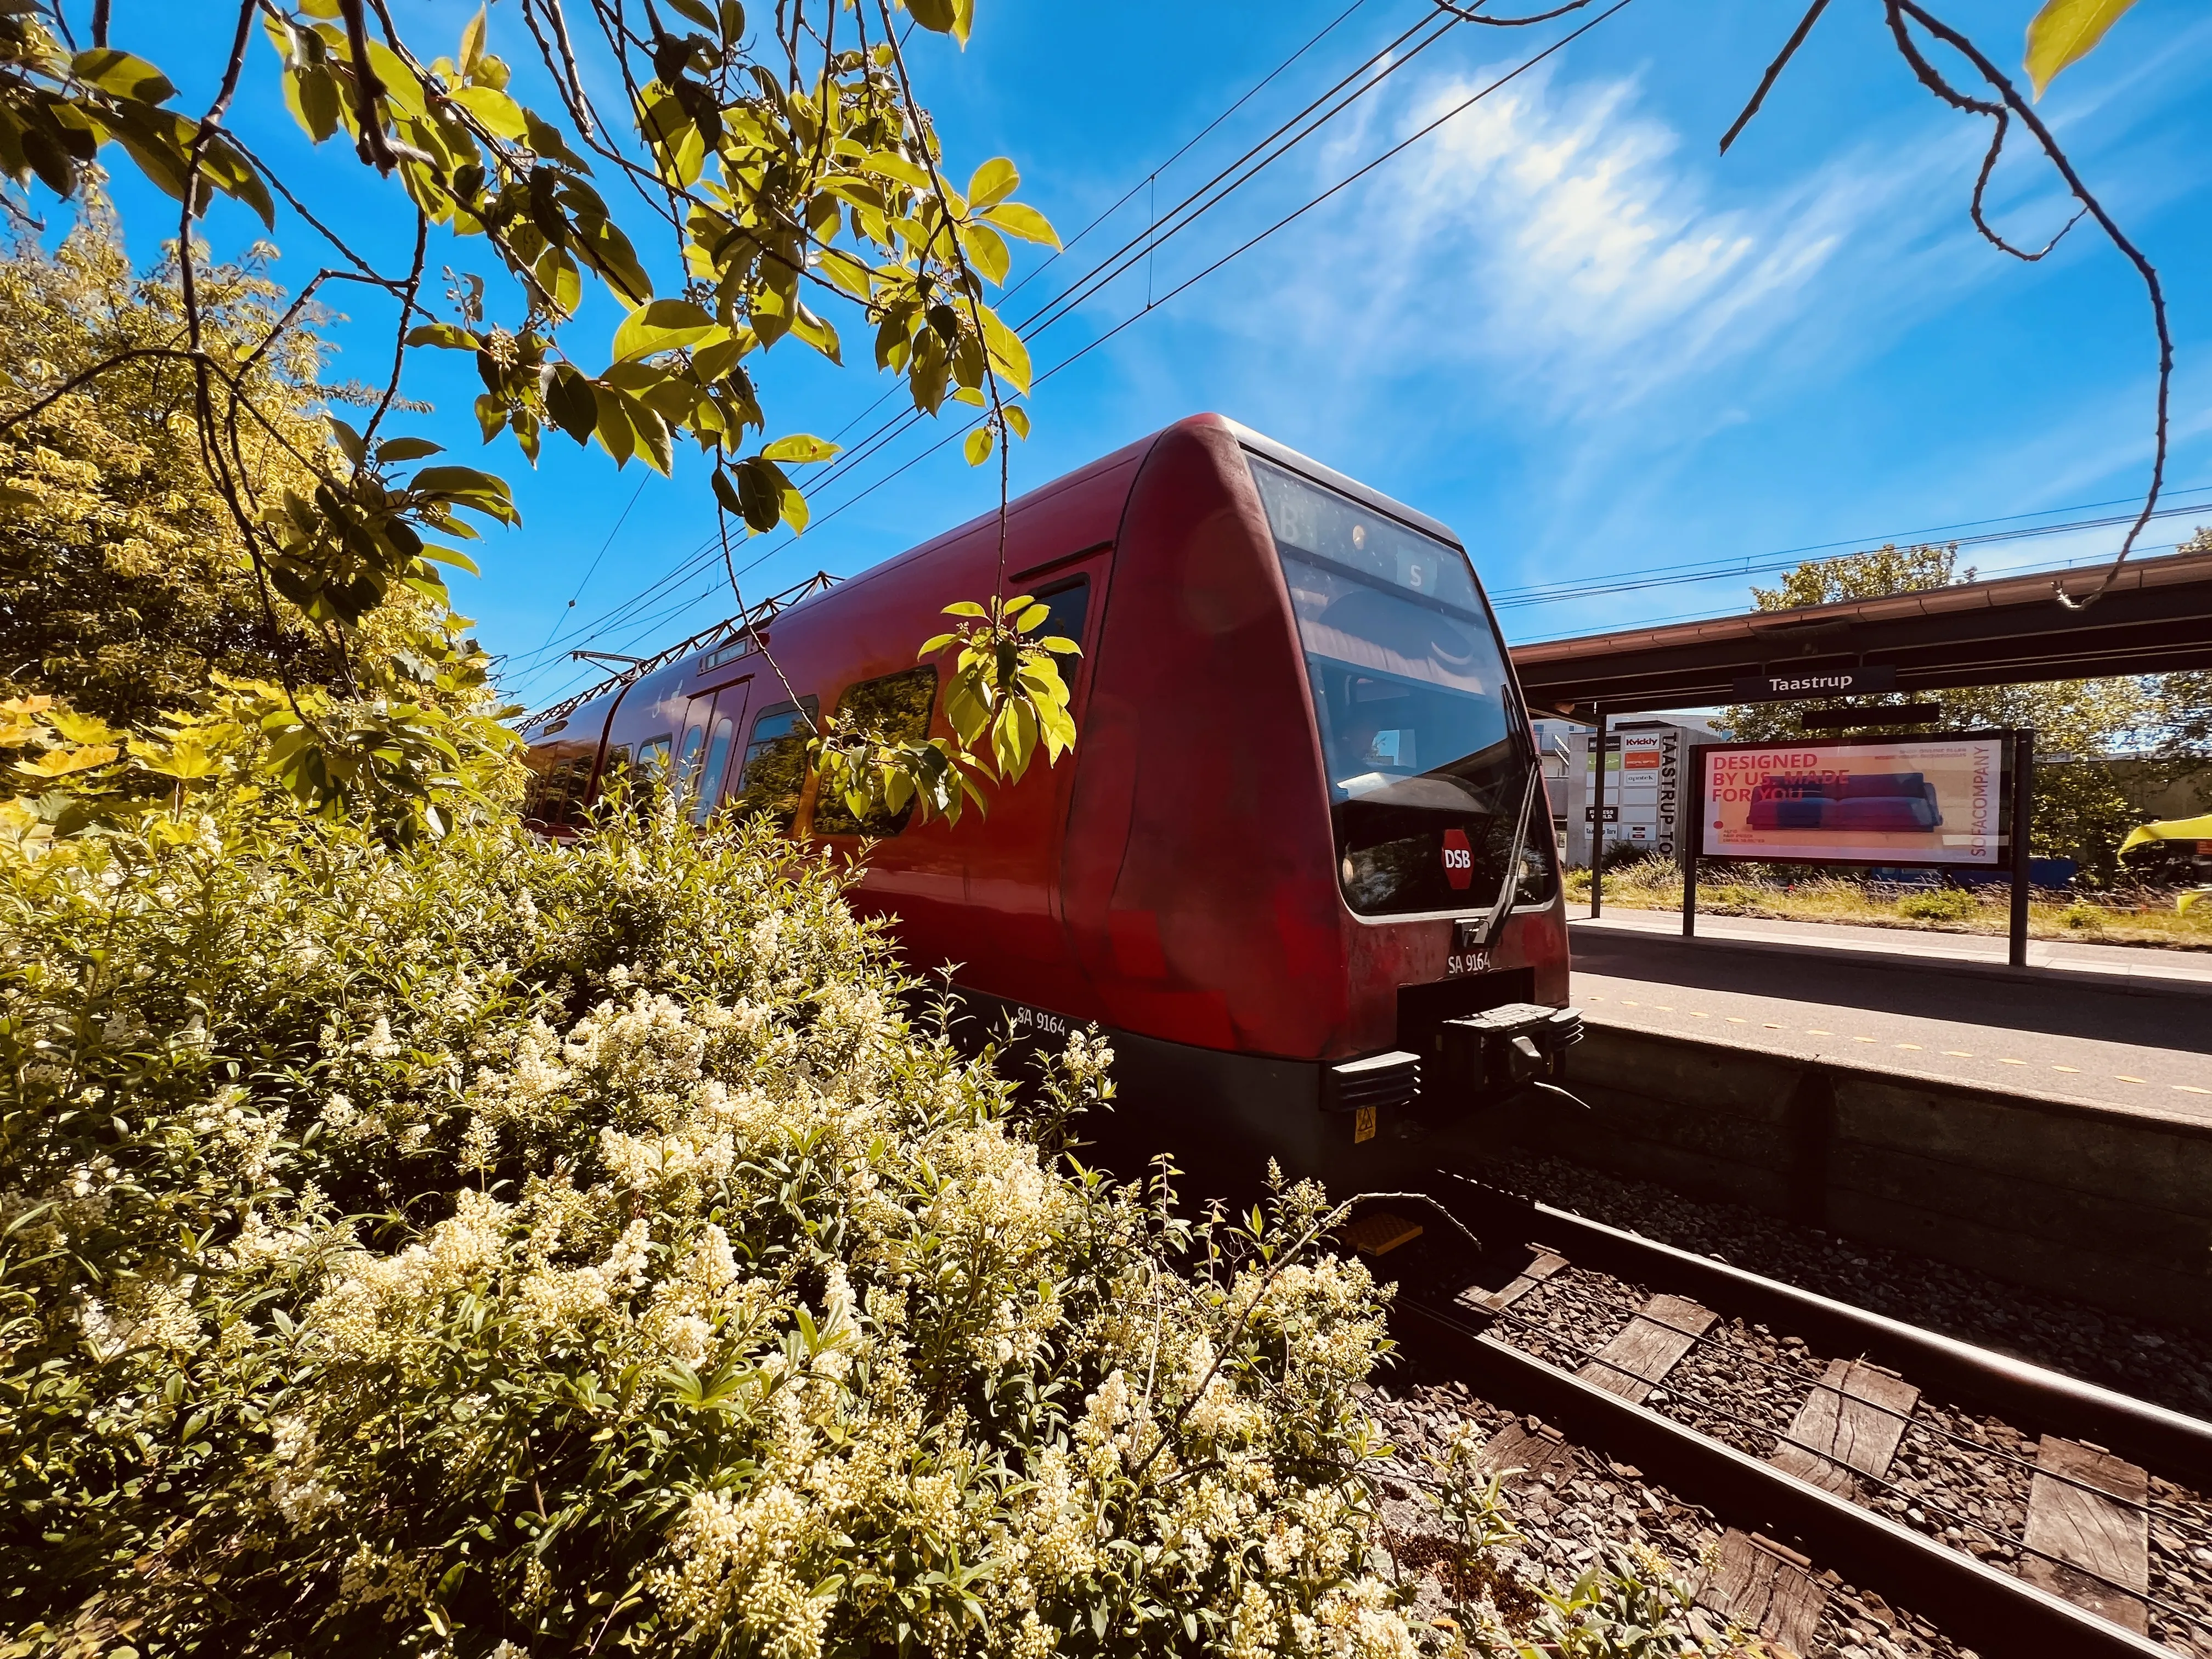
[1697,732,2011,867]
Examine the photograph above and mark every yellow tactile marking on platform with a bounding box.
[1589,1000,2165,1097]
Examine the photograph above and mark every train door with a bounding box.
[676,679,751,821]
[957,557,1108,1009]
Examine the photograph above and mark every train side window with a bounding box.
[1512,788,1559,907]
[590,745,631,820]
[1028,574,1089,653]
[812,666,939,837]
[522,754,556,823]
[691,715,736,825]
[734,698,818,833]
[525,748,594,828]
[672,718,708,805]
[630,734,673,813]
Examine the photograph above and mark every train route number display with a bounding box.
[1696,732,2010,868]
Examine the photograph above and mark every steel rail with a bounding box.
[1429,1170,2212,1489]
[1477,1291,2212,1639]
[1397,1296,2172,1658]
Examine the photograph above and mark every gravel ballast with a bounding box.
[1414,1146,2212,1654]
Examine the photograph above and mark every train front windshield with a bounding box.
[1250,455,1541,917]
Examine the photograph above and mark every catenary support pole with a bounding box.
[2010,727,2035,969]
[1590,704,1607,918]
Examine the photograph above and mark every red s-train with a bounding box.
[521,415,1577,1181]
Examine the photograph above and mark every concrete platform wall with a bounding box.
[1517,1027,2212,1331]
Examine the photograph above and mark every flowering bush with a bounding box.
[0,783,1714,1656]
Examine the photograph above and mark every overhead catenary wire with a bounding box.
[500,2,1472,697]
[1489,489,2212,610]
[507,0,1645,709]
[533,473,650,656]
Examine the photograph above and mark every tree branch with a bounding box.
[1430,0,1598,24]
[1718,0,1830,155]
[1886,0,2170,610]
[336,0,401,176]
[362,210,429,450]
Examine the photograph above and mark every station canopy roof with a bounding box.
[1508,545,2212,722]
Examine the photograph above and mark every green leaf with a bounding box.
[422,543,482,575]
[963,424,995,467]
[460,5,489,75]
[410,465,520,523]
[286,64,343,143]
[407,321,478,349]
[787,303,842,364]
[958,221,1009,286]
[545,366,599,443]
[1004,404,1030,441]
[200,134,275,228]
[983,201,1058,249]
[71,49,177,104]
[376,436,444,462]
[967,157,1018,211]
[575,213,653,304]
[2025,0,2140,97]
[760,433,840,464]
[977,306,1031,396]
[449,83,528,140]
[612,297,719,362]
[20,127,77,198]
[626,394,674,475]
[815,246,874,301]
[710,466,744,518]
[732,456,786,532]
[592,385,636,466]
[326,416,367,466]
[363,39,426,118]
[521,108,589,171]
[640,83,706,187]
[861,150,933,192]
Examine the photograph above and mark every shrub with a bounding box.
[0,787,1718,1657]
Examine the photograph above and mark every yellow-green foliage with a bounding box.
[0,779,1715,1657]
[1896,888,1979,922]
[1567,856,2212,949]
[0,225,448,730]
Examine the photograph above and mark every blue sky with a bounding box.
[98,1,2212,715]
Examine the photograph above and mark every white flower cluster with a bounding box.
[2,802,1696,1657]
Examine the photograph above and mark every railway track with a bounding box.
[1359,1173,2212,1657]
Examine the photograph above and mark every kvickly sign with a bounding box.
[1731,664,1899,703]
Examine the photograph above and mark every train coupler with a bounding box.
[1435,1002,1583,1098]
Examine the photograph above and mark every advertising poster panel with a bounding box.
[1699,732,2010,867]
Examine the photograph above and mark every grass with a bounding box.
[1562,860,2212,951]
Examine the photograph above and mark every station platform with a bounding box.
[1565,905,2212,1125]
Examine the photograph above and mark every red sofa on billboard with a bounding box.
[1747,772,1942,833]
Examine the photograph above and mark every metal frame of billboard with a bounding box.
[1689,729,2018,871]
[1678,727,2037,968]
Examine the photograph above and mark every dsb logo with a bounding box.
[1440,827,1474,890]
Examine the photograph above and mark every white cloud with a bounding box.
[1195,59,1986,417]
